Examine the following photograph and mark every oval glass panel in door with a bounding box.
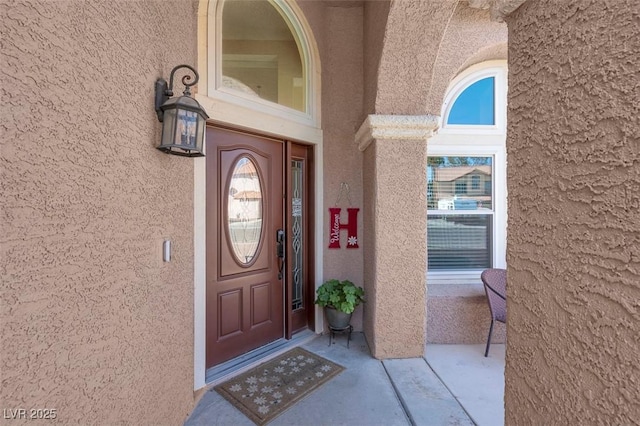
[228,156,263,265]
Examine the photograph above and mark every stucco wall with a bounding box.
[427,285,506,344]
[374,0,506,115]
[297,0,366,331]
[426,2,507,115]
[1,1,198,423]
[505,0,640,423]
[364,137,428,358]
[375,0,458,115]
[319,3,365,331]
[362,0,390,121]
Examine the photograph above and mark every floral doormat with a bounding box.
[214,347,345,425]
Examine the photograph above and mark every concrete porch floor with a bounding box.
[185,334,505,426]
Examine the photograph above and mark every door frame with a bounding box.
[193,123,323,390]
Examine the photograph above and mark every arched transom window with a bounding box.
[222,0,305,111]
[446,76,495,126]
[209,0,318,126]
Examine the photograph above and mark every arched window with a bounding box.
[221,0,305,111]
[207,0,320,129]
[440,64,506,134]
[427,62,507,283]
[446,77,495,125]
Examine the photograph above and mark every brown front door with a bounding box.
[206,127,284,368]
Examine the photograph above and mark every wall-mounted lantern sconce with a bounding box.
[155,64,209,157]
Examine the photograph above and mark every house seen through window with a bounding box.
[428,156,493,270]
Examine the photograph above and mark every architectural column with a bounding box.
[493,0,640,424]
[356,115,439,359]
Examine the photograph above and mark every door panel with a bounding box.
[251,282,271,326]
[218,290,242,338]
[206,127,284,368]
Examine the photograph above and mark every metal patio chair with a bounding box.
[481,268,507,357]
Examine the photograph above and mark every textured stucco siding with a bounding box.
[426,2,507,115]
[375,0,458,115]
[375,1,506,116]
[362,0,390,121]
[1,0,198,423]
[505,0,640,423]
[427,285,506,344]
[367,138,428,358]
[320,4,365,331]
[296,0,368,332]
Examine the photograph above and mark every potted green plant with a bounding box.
[315,279,365,329]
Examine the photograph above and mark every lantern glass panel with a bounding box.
[175,109,198,150]
[161,108,177,149]
[196,114,205,153]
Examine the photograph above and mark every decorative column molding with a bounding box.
[466,0,528,22]
[355,114,440,152]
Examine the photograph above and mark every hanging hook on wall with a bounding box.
[334,182,352,206]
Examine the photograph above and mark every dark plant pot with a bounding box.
[325,307,352,329]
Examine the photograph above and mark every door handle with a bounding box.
[276,229,285,280]
[276,229,285,259]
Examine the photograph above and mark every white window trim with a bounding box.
[428,61,507,285]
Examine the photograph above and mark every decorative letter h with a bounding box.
[328,208,359,249]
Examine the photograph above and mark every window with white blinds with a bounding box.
[427,157,493,270]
